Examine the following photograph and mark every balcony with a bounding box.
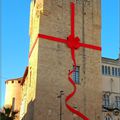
[102,104,120,115]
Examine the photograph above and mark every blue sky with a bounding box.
[0,0,120,108]
[102,0,119,58]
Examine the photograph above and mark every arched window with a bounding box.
[104,115,112,120]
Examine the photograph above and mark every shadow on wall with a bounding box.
[22,100,34,120]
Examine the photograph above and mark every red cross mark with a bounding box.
[29,2,101,120]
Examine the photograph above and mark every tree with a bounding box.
[0,106,18,120]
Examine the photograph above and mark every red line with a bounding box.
[29,35,39,58]
[71,2,75,37]
[79,43,101,51]
[65,48,90,120]
[38,34,67,44]
[29,34,67,59]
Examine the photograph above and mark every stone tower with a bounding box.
[23,0,102,120]
[5,78,22,119]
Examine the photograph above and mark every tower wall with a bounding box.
[26,0,102,120]
[5,78,22,111]
[5,78,22,120]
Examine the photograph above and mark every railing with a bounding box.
[102,104,120,112]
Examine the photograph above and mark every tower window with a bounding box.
[72,66,80,84]
[18,81,21,83]
[12,81,14,83]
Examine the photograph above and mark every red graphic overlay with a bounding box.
[29,2,101,120]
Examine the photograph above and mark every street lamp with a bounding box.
[57,90,64,120]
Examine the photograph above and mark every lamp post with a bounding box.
[57,90,64,120]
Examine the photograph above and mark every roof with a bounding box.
[101,57,120,66]
[5,77,23,84]
[21,66,28,85]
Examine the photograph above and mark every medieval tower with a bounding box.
[5,78,22,119]
[19,0,102,120]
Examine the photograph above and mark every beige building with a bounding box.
[4,0,120,120]
[102,57,120,120]
[4,78,22,119]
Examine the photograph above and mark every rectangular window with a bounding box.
[108,66,110,75]
[115,68,117,76]
[112,67,115,76]
[103,94,109,107]
[72,66,80,84]
[102,65,104,75]
[115,96,120,108]
[118,68,120,76]
[105,66,107,75]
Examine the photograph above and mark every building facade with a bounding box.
[102,57,120,120]
[4,57,120,120]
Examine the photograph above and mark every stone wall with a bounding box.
[28,0,103,120]
[5,78,22,120]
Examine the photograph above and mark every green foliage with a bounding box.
[0,106,18,120]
